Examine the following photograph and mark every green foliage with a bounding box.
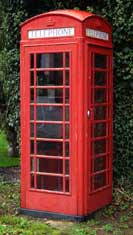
[103,223,113,232]
[0,0,132,183]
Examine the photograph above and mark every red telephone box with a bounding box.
[20,10,113,221]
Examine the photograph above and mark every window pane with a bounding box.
[37,71,63,86]
[65,88,69,104]
[95,89,106,103]
[36,88,63,104]
[94,106,106,120]
[65,177,69,192]
[30,54,34,68]
[37,53,63,68]
[65,142,69,157]
[36,141,63,156]
[36,123,62,139]
[65,52,70,67]
[30,157,34,171]
[30,140,34,154]
[30,124,34,137]
[36,158,63,174]
[30,89,34,103]
[94,54,107,68]
[36,175,63,191]
[65,160,69,175]
[95,71,106,86]
[65,106,69,121]
[65,70,69,85]
[94,157,106,172]
[30,106,34,120]
[30,174,34,188]
[65,124,69,139]
[94,123,106,137]
[30,71,34,86]
[94,172,106,190]
[36,106,63,121]
[94,139,106,154]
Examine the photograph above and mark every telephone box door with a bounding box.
[87,46,113,212]
[21,44,78,215]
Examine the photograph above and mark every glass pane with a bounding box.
[94,106,106,120]
[30,54,34,68]
[30,124,34,137]
[94,54,107,68]
[30,89,34,103]
[36,106,63,121]
[30,106,34,120]
[36,141,63,156]
[65,106,69,121]
[30,140,34,154]
[30,71,34,86]
[65,70,69,85]
[36,158,63,174]
[37,53,63,68]
[95,89,106,103]
[65,160,69,175]
[36,88,63,104]
[36,123,62,139]
[65,177,69,192]
[65,88,69,104]
[36,175,63,191]
[65,142,69,157]
[94,157,106,172]
[94,123,106,137]
[30,157,34,171]
[65,124,69,139]
[94,139,106,154]
[95,71,106,86]
[37,71,63,86]
[30,174,34,188]
[94,172,106,190]
[65,52,70,67]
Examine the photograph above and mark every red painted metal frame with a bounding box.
[20,10,113,218]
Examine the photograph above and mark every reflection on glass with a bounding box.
[30,124,34,137]
[94,157,106,172]
[95,54,107,68]
[95,89,106,103]
[65,106,69,121]
[65,88,69,104]
[36,141,63,156]
[37,71,63,86]
[94,139,106,154]
[30,71,34,86]
[65,142,69,157]
[94,106,106,120]
[36,158,63,174]
[36,123,62,139]
[30,89,34,103]
[65,52,70,67]
[36,106,63,121]
[95,72,106,86]
[65,70,69,85]
[65,177,69,192]
[36,88,63,104]
[30,157,34,171]
[65,124,69,139]
[37,53,63,68]
[94,123,106,137]
[36,175,63,191]
[30,54,34,68]
[30,106,34,120]
[94,172,106,189]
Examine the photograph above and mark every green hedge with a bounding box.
[0,0,132,183]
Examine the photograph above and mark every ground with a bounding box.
[0,176,132,235]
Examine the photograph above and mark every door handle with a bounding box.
[87,110,91,118]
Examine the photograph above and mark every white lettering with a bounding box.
[28,27,75,39]
[86,28,109,41]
